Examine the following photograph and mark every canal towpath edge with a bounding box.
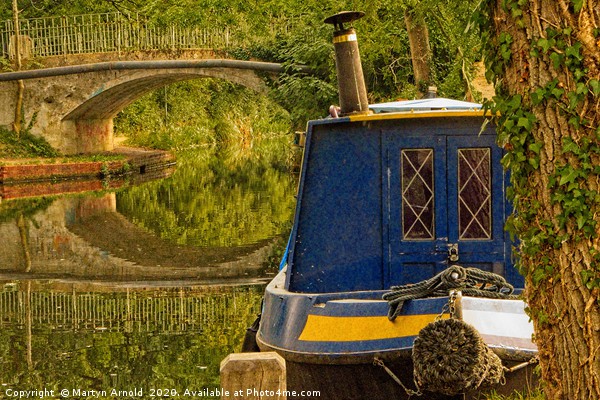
[0,146,175,200]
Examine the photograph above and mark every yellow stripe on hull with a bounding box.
[298,314,446,342]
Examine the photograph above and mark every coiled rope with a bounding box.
[382,265,519,321]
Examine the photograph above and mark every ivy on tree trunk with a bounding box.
[478,0,600,398]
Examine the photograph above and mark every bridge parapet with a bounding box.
[1,12,291,60]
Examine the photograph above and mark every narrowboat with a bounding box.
[254,12,539,399]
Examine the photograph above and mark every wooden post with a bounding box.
[220,352,286,400]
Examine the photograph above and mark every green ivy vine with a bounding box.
[476,0,600,293]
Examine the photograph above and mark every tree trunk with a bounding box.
[404,9,431,95]
[12,0,24,136]
[483,1,600,399]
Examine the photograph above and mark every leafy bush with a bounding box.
[0,127,59,159]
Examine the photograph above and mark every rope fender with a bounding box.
[412,318,504,395]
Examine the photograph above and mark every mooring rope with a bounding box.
[382,265,519,321]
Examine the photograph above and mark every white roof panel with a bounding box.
[370,98,482,113]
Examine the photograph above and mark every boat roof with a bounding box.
[369,97,482,113]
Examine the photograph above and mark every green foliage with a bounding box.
[0,127,59,159]
[0,0,125,20]
[115,79,293,161]
[0,57,12,72]
[113,77,297,248]
[0,196,53,224]
[116,148,296,248]
[0,285,264,396]
[3,0,486,116]
[484,388,545,400]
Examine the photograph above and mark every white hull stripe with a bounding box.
[462,308,534,340]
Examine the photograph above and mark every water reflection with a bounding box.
[0,148,296,282]
[0,281,263,398]
[117,150,296,248]
[0,145,297,397]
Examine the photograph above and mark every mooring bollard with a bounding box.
[220,352,286,400]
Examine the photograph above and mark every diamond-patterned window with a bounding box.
[458,148,491,239]
[401,149,434,240]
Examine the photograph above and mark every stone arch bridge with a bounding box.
[0,56,296,154]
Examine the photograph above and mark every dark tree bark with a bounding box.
[483,1,600,398]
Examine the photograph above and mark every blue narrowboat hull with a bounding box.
[257,267,450,364]
[258,266,537,361]
[256,268,539,399]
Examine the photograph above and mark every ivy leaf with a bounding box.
[567,91,583,110]
[532,267,547,285]
[577,214,586,230]
[548,86,563,99]
[517,116,534,130]
[566,42,583,60]
[528,157,540,169]
[562,137,580,154]
[550,52,564,69]
[572,0,584,13]
[559,166,579,185]
[581,270,591,285]
[537,38,551,52]
[569,116,582,129]
[508,94,522,109]
[529,142,543,154]
[576,82,588,95]
[590,79,600,96]
[531,89,546,105]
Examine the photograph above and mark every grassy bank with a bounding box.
[0,127,129,166]
[0,127,59,159]
[486,389,545,400]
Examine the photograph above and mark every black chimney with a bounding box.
[324,11,369,116]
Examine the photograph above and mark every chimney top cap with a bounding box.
[324,11,365,31]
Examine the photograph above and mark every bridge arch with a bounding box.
[64,67,269,121]
[0,60,293,154]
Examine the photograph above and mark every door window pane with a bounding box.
[458,148,491,239]
[401,149,434,240]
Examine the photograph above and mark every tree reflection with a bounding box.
[116,147,297,248]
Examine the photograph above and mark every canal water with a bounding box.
[0,148,298,399]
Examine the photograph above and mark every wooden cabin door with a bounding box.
[385,132,508,286]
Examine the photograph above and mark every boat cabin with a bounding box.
[285,105,523,294]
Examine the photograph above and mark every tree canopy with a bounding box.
[2,0,486,118]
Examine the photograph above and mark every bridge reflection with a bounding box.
[0,282,263,334]
[0,192,278,282]
[0,280,263,390]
